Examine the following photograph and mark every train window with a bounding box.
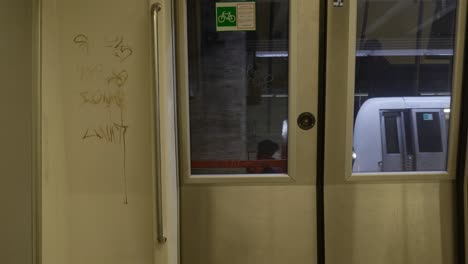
[416,112,443,153]
[186,0,289,174]
[352,0,458,173]
[383,113,400,154]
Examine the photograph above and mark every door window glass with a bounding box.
[383,113,401,154]
[187,0,289,174]
[416,112,443,153]
[352,0,457,173]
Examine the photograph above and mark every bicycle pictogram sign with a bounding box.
[216,6,237,27]
[215,2,256,32]
[218,11,236,23]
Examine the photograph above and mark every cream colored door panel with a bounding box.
[40,0,178,263]
[176,1,319,263]
[325,1,466,263]
[181,186,316,264]
[325,183,456,264]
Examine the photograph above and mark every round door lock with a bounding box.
[297,112,316,130]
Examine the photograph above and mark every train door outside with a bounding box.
[173,1,320,263]
[326,0,467,263]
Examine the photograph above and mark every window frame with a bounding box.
[174,0,320,185]
[344,0,467,181]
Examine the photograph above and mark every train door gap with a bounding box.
[316,1,328,264]
[456,12,468,262]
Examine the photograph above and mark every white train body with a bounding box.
[353,97,450,173]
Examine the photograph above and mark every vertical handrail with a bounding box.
[151,2,167,244]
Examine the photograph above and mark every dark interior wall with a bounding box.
[0,1,33,263]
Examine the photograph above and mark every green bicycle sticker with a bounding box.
[217,6,237,27]
[216,2,256,32]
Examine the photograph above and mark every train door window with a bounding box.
[382,112,401,154]
[412,109,448,171]
[352,0,459,174]
[415,112,443,153]
[380,111,405,172]
[376,109,448,172]
[184,0,289,175]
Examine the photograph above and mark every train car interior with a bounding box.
[1,0,468,264]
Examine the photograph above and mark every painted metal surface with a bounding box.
[325,1,466,263]
[177,1,320,263]
[40,0,178,263]
[0,1,34,263]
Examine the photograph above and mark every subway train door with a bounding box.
[173,1,319,263]
[326,1,467,263]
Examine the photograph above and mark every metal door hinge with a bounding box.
[333,0,344,7]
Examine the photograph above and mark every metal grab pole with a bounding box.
[151,2,167,244]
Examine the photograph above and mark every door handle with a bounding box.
[297,112,316,130]
[151,2,167,244]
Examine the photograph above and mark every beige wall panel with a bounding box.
[325,183,455,264]
[41,0,71,262]
[0,1,33,264]
[41,0,178,263]
[181,186,316,264]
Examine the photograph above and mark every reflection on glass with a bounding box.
[352,0,457,173]
[187,0,289,174]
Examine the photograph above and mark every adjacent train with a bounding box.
[353,97,451,173]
